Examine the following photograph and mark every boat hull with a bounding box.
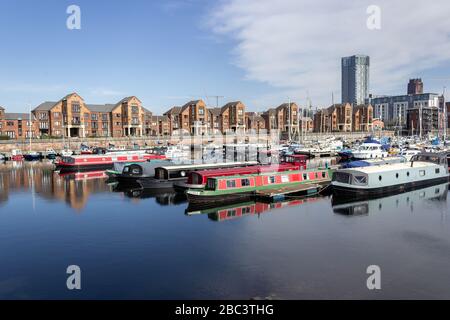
[24,154,42,161]
[56,163,114,173]
[137,178,184,190]
[186,191,254,204]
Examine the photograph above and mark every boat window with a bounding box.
[322,171,326,178]
[353,175,367,185]
[435,168,440,174]
[206,179,216,190]
[242,207,251,214]
[123,167,129,173]
[332,172,351,184]
[281,175,289,183]
[395,173,399,179]
[269,176,276,184]
[227,180,236,188]
[227,209,236,217]
[378,175,382,181]
[407,172,410,177]
[241,178,250,187]
[303,173,308,180]
[419,170,425,177]
[315,173,319,179]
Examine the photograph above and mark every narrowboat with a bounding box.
[134,161,259,190]
[186,167,332,203]
[174,154,307,191]
[332,152,449,197]
[113,159,174,187]
[54,152,166,173]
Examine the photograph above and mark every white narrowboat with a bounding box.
[332,152,449,196]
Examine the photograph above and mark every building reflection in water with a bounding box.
[332,183,449,217]
[0,161,111,211]
[185,196,322,222]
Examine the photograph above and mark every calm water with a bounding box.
[1,161,450,299]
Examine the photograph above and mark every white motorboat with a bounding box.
[351,143,388,160]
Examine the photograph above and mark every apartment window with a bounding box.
[53,112,60,118]
[115,113,121,118]
[72,103,80,113]
[102,114,108,121]
[6,121,14,126]
[6,131,15,138]
[115,122,121,126]
[39,112,47,120]
[131,105,139,114]
[91,114,98,121]
[91,122,98,129]
[199,108,204,115]
[102,122,108,129]
[72,117,80,125]
[132,117,139,125]
[238,109,243,115]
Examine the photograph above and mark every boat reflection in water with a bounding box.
[111,184,187,206]
[332,183,449,216]
[186,196,322,222]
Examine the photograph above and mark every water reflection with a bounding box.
[186,196,322,222]
[332,183,449,216]
[0,161,110,211]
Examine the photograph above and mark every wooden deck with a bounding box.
[255,183,322,201]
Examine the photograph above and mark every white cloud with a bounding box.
[208,0,450,107]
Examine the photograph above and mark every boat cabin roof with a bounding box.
[339,161,437,174]
[157,161,258,171]
[206,168,326,181]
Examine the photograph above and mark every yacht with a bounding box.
[351,143,388,160]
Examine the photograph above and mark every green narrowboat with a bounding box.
[186,167,332,204]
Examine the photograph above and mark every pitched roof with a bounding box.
[0,106,4,110]
[142,107,152,114]
[4,113,33,120]
[208,107,222,116]
[220,101,242,113]
[164,106,182,116]
[181,100,202,112]
[34,101,58,111]
[276,102,297,110]
[86,104,117,112]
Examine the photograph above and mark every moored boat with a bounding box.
[134,161,259,190]
[24,151,42,161]
[55,152,166,173]
[11,149,24,161]
[332,152,449,197]
[351,142,388,160]
[186,167,332,204]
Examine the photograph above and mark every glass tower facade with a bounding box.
[341,55,370,105]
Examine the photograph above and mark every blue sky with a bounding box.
[1,0,450,114]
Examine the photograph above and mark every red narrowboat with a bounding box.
[55,153,166,173]
[186,166,332,204]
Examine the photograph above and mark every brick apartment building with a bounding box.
[245,112,266,133]
[0,106,39,139]
[313,103,352,132]
[352,104,373,132]
[32,93,152,138]
[262,102,300,135]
